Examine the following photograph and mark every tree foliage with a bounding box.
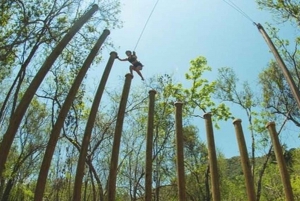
[256,0,300,25]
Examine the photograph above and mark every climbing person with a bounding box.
[117,50,145,81]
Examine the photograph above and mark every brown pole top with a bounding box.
[110,51,117,57]
[174,102,183,106]
[203,112,212,118]
[149,89,157,94]
[103,29,110,34]
[92,4,99,9]
[125,73,133,79]
[233,118,242,124]
[265,122,276,128]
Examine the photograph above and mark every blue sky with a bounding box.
[88,0,300,158]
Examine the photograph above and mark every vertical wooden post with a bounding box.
[174,102,186,201]
[0,4,99,178]
[266,122,294,201]
[73,50,116,201]
[107,73,133,201]
[233,119,256,201]
[145,90,156,201]
[203,113,221,201]
[257,23,300,109]
[34,30,110,201]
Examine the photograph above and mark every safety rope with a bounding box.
[133,0,160,51]
[223,0,256,25]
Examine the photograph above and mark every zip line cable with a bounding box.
[223,0,256,25]
[133,0,160,51]
[224,0,254,23]
[133,0,254,50]
[134,0,253,51]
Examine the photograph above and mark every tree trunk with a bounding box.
[205,165,210,201]
[1,179,14,201]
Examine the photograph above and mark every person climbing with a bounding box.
[117,50,145,81]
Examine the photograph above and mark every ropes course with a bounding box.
[1,2,297,201]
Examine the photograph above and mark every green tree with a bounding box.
[256,0,300,25]
[0,98,49,200]
[215,67,259,173]
[183,125,210,201]
[180,57,232,124]
[259,61,300,127]
[289,148,300,200]
[255,1,300,128]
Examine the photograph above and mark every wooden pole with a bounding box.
[34,29,110,201]
[0,4,99,178]
[257,23,300,109]
[233,119,256,201]
[174,102,186,201]
[73,50,116,201]
[203,113,221,201]
[145,90,157,201]
[266,122,294,201]
[107,73,133,201]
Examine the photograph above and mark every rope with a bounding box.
[134,0,254,51]
[133,0,160,51]
[223,0,256,25]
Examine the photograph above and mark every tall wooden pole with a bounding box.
[145,90,157,201]
[107,73,133,201]
[203,113,221,201]
[257,23,300,109]
[266,122,294,201]
[0,4,99,178]
[233,119,256,201]
[174,102,186,201]
[34,29,110,201]
[73,51,116,201]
